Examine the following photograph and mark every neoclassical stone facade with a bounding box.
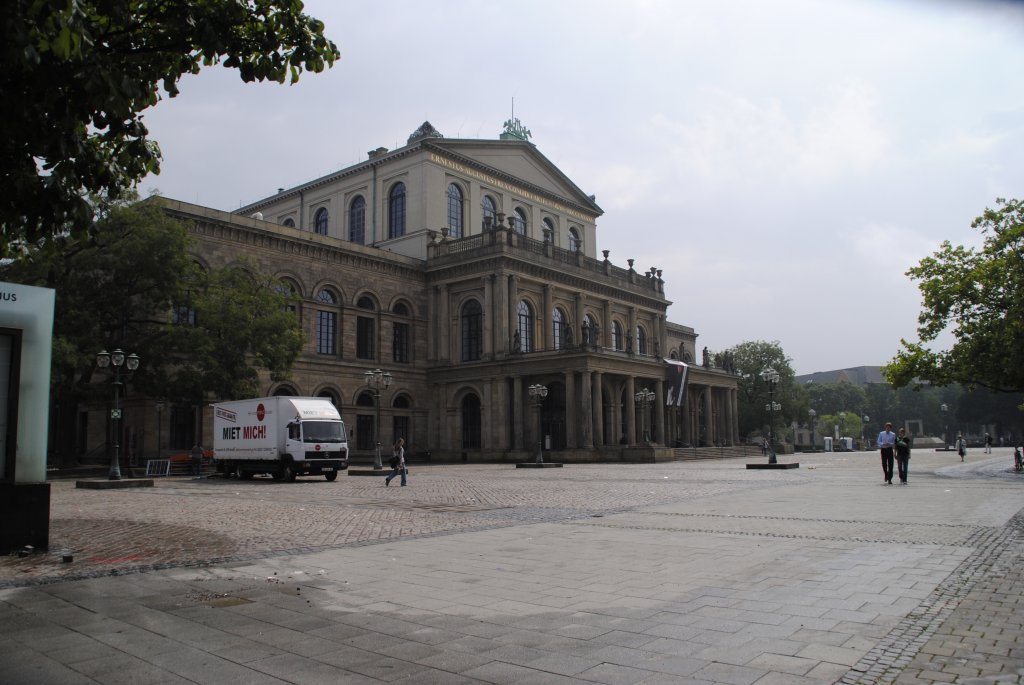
[145,121,739,462]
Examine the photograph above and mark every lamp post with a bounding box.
[364,368,392,470]
[761,367,780,464]
[96,349,140,480]
[634,387,656,444]
[808,409,817,452]
[862,414,870,450]
[528,383,548,463]
[941,403,949,449]
[839,412,846,451]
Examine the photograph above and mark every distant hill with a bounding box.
[796,366,886,385]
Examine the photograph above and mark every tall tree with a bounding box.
[886,198,1024,394]
[0,200,302,464]
[1,1,339,257]
[728,340,798,438]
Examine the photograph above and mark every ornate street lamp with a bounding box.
[761,367,780,464]
[364,368,393,470]
[633,387,656,444]
[528,384,548,463]
[862,414,870,450]
[96,349,140,480]
[808,408,817,452]
[839,412,847,451]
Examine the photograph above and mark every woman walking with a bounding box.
[385,437,407,486]
[895,427,911,485]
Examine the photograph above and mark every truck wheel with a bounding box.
[324,471,338,482]
[281,462,297,482]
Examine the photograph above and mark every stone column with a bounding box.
[508,275,519,350]
[543,284,553,352]
[512,376,524,450]
[703,387,713,447]
[593,371,604,447]
[654,380,665,445]
[483,276,493,359]
[581,369,593,448]
[439,284,450,363]
[628,307,638,355]
[602,299,611,348]
[427,285,437,362]
[574,293,584,345]
[482,377,493,449]
[497,268,509,352]
[564,370,576,448]
[625,376,636,445]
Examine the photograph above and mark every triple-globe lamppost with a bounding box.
[862,414,870,450]
[528,383,548,464]
[634,387,656,444]
[761,367,780,464]
[364,368,392,470]
[96,349,140,480]
[808,408,817,452]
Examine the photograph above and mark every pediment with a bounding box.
[426,139,601,216]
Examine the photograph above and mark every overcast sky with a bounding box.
[140,0,1024,375]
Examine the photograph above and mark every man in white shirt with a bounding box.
[877,422,896,485]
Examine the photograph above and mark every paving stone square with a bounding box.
[1,449,1023,684]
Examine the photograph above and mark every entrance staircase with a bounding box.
[670,445,763,462]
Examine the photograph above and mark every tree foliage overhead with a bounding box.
[0,200,303,407]
[727,340,800,437]
[885,198,1024,393]
[1,0,339,257]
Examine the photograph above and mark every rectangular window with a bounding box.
[357,316,375,359]
[393,322,410,363]
[316,310,337,355]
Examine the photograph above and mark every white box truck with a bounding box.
[212,397,348,481]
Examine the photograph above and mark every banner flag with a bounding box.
[665,359,689,407]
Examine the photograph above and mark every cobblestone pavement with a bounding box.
[1,449,1022,684]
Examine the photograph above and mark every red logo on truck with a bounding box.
[256,403,265,422]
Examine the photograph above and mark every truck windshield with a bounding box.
[302,421,346,443]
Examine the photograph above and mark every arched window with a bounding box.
[461,394,481,449]
[481,195,496,231]
[612,320,624,351]
[637,326,647,355]
[349,196,365,244]
[568,226,581,252]
[517,300,534,353]
[388,182,406,239]
[272,280,299,316]
[461,299,482,361]
[513,208,527,235]
[315,288,337,355]
[447,184,464,239]
[317,389,339,406]
[314,207,329,236]
[357,296,375,359]
[282,218,295,228]
[393,301,410,363]
[542,217,554,243]
[552,308,566,350]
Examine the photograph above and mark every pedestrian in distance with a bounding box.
[984,432,992,454]
[895,427,911,485]
[877,422,896,485]
[190,442,203,478]
[956,434,967,462]
[385,437,407,486]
